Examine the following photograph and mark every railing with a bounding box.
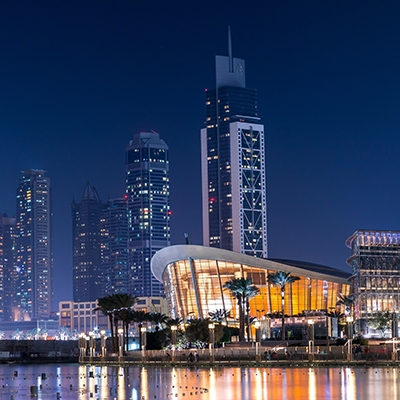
[80,345,399,365]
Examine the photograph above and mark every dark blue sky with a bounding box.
[1,1,400,308]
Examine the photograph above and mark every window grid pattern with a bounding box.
[162,259,349,320]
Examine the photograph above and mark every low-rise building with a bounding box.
[346,230,400,334]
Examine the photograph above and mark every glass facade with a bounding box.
[152,245,350,320]
[201,50,267,257]
[72,183,105,302]
[0,215,17,321]
[126,132,170,297]
[16,170,52,320]
[347,230,400,319]
[100,198,129,295]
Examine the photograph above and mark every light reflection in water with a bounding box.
[140,366,149,400]
[393,368,398,399]
[308,368,316,400]
[209,368,216,400]
[3,364,400,399]
[118,366,126,399]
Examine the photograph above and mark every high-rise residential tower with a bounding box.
[100,197,129,295]
[0,214,17,321]
[126,131,170,297]
[72,183,105,302]
[201,29,268,257]
[16,170,52,320]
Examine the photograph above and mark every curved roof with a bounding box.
[151,245,351,284]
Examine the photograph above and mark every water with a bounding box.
[0,364,399,399]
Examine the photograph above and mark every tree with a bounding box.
[149,312,169,331]
[54,326,70,340]
[223,277,260,341]
[267,271,300,341]
[336,294,356,316]
[166,317,183,327]
[94,295,117,351]
[112,293,137,351]
[208,309,231,323]
[369,311,392,337]
[95,293,137,352]
[326,310,345,338]
[130,310,151,349]
[184,318,224,347]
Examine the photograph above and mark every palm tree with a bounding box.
[208,309,231,323]
[326,310,345,338]
[130,310,151,348]
[149,312,169,331]
[336,294,355,316]
[95,293,137,352]
[166,317,183,327]
[224,277,260,341]
[94,295,117,351]
[336,293,356,339]
[267,271,300,341]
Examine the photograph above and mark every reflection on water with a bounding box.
[0,364,400,399]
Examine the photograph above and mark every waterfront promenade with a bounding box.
[80,342,400,367]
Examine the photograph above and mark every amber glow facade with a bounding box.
[151,245,351,320]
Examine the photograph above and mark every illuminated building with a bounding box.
[100,197,129,295]
[72,183,106,302]
[59,300,108,332]
[58,297,168,333]
[16,169,52,320]
[151,245,351,321]
[200,28,267,257]
[0,214,17,321]
[126,131,170,297]
[346,230,400,321]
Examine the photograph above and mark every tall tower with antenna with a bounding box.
[200,28,268,258]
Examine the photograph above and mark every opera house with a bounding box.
[151,245,351,322]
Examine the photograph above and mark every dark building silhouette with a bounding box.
[72,183,105,302]
[101,197,129,295]
[0,214,17,321]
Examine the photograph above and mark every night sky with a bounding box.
[1,2,400,308]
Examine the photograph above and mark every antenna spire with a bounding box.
[228,26,233,72]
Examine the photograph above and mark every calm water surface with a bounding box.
[0,364,399,399]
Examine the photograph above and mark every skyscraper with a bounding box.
[16,170,52,320]
[126,131,170,297]
[72,183,105,302]
[100,197,129,295]
[0,214,17,321]
[200,29,268,258]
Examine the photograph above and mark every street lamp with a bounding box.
[392,312,398,338]
[170,325,177,362]
[141,327,147,350]
[88,331,95,357]
[208,323,215,361]
[171,325,177,348]
[118,328,124,357]
[141,327,147,361]
[100,330,107,357]
[346,316,354,360]
[308,319,315,360]
[392,313,399,361]
[254,320,261,361]
[78,333,86,360]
